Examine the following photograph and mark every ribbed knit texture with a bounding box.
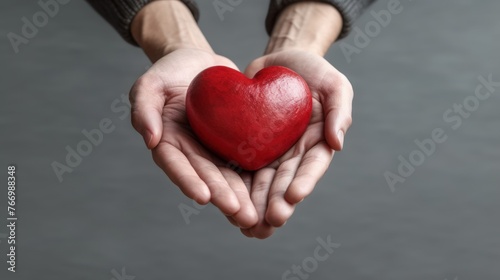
[85,0,374,45]
[266,0,376,39]
[85,0,199,45]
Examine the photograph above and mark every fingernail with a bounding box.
[337,130,344,150]
[143,132,153,149]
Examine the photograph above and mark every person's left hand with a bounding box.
[236,49,354,238]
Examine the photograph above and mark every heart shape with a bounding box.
[186,66,312,171]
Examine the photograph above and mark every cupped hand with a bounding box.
[129,48,259,228]
[240,50,354,238]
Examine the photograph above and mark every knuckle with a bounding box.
[337,73,354,93]
[344,115,353,127]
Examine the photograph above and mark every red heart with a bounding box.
[186,66,312,171]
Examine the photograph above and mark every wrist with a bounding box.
[265,2,343,56]
[131,0,212,62]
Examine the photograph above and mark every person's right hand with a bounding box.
[129,48,258,229]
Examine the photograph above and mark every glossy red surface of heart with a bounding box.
[186,66,312,170]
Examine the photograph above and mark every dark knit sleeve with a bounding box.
[266,0,376,39]
[85,0,199,45]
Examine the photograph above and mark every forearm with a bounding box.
[131,0,212,62]
[265,2,343,56]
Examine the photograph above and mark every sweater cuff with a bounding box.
[86,0,199,46]
[266,0,373,40]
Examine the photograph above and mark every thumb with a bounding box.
[244,57,267,78]
[129,75,165,149]
[320,73,353,151]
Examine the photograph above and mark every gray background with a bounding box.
[1,0,499,279]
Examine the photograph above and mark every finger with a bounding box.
[319,73,354,151]
[220,169,258,229]
[240,172,253,190]
[248,168,276,239]
[240,228,254,238]
[187,153,241,216]
[265,157,302,227]
[225,216,239,228]
[285,142,334,204]
[152,143,211,205]
[129,74,165,149]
